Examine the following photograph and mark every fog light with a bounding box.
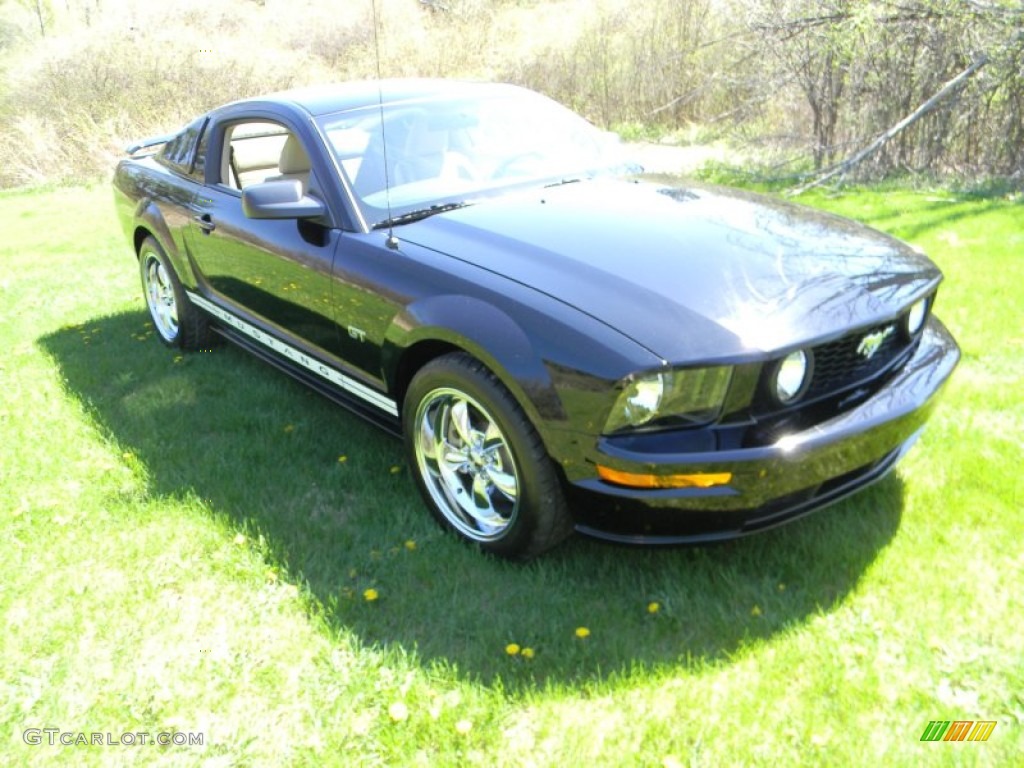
[905,297,928,336]
[775,349,811,404]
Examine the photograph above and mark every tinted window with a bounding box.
[192,121,208,182]
[157,116,207,175]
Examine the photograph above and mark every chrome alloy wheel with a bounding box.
[413,388,520,541]
[142,252,179,342]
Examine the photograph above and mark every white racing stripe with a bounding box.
[187,291,399,417]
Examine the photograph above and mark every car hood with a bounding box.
[398,178,942,363]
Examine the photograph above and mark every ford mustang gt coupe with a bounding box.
[112,79,959,558]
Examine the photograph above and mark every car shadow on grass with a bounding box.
[40,311,906,692]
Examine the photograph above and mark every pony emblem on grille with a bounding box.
[856,325,895,360]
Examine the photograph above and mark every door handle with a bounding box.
[194,213,216,233]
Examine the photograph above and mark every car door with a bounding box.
[187,117,344,357]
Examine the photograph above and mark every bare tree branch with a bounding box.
[789,52,990,195]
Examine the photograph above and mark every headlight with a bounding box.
[904,297,928,336]
[774,349,811,404]
[604,366,732,433]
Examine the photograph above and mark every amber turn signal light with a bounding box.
[596,465,733,489]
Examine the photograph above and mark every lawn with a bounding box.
[1,181,1020,766]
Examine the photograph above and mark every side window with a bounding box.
[191,121,208,182]
[218,121,311,193]
[157,116,205,175]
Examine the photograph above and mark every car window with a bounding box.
[314,87,627,228]
[157,116,206,176]
[218,120,306,191]
[191,122,208,183]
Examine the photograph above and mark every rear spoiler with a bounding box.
[125,133,175,157]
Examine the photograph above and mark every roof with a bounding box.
[227,79,518,117]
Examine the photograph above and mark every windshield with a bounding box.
[314,85,626,228]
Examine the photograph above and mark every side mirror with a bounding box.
[242,180,326,220]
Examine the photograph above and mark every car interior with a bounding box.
[221,122,311,193]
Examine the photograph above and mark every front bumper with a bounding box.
[568,316,960,544]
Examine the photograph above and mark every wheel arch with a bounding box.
[383,295,568,442]
[131,201,197,287]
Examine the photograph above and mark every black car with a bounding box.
[112,79,959,558]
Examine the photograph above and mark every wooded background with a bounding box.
[1,0,1021,188]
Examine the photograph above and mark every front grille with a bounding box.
[748,311,926,437]
[739,296,936,448]
[806,321,907,398]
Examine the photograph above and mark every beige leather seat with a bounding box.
[272,135,311,192]
[394,119,474,185]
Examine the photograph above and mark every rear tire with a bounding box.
[139,236,214,350]
[403,353,573,559]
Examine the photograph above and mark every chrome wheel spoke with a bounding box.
[417,414,439,462]
[449,399,474,447]
[483,465,517,501]
[440,438,471,473]
[482,421,503,448]
[471,472,493,510]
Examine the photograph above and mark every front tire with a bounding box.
[403,353,572,559]
[139,236,213,350]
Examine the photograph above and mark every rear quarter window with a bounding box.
[157,116,207,177]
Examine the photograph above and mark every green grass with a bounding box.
[1,182,1021,766]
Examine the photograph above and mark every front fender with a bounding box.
[382,294,567,425]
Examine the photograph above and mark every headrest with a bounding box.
[404,117,449,156]
[279,135,311,175]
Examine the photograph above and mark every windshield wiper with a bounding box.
[544,177,585,188]
[373,202,470,230]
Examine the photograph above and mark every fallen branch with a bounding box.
[789,53,990,196]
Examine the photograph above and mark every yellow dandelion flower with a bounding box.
[505,643,521,656]
[751,605,762,617]
[388,702,409,722]
[404,540,416,551]
[521,647,535,660]
[337,455,348,464]
[575,627,590,639]
[363,588,379,602]
[455,719,472,734]
[283,424,295,433]
[647,601,661,614]
[232,533,246,546]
